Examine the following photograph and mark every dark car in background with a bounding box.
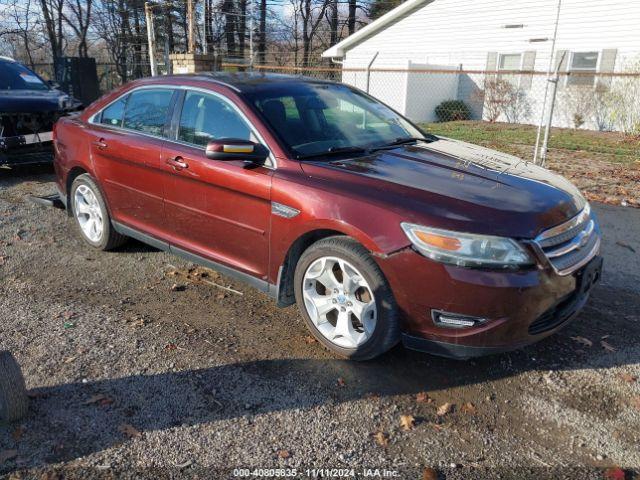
[0,56,81,167]
[53,73,602,360]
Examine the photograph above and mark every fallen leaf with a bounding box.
[63,356,77,364]
[432,423,445,432]
[416,392,433,403]
[437,402,454,416]
[165,343,178,351]
[373,431,389,447]
[571,336,593,347]
[11,426,25,442]
[601,340,616,352]
[422,467,439,480]
[400,414,415,431]
[0,450,18,464]
[336,377,346,387]
[277,449,290,459]
[40,471,62,480]
[604,467,627,480]
[618,373,637,383]
[303,335,317,344]
[461,402,477,414]
[118,423,142,439]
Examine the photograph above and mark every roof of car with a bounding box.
[145,71,337,93]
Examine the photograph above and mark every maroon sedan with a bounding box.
[53,73,602,360]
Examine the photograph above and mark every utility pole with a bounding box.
[144,2,158,76]
[187,0,196,53]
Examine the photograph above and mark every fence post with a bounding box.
[144,2,158,76]
[365,51,379,93]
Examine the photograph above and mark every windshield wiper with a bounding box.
[368,135,438,153]
[296,145,368,160]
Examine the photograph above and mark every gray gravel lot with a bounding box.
[1,166,639,479]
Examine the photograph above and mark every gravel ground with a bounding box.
[1,166,639,480]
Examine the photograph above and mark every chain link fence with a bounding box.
[223,62,640,164]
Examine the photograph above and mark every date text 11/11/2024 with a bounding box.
[232,468,401,477]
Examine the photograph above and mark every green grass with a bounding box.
[421,121,640,164]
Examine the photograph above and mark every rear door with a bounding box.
[160,89,273,279]
[89,87,176,237]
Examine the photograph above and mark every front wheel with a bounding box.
[294,236,400,360]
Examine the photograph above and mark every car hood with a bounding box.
[0,89,74,113]
[299,137,586,239]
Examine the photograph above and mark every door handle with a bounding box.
[166,156,189,171]
[92,139,107,150]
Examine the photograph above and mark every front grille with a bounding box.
[534,205,600,276]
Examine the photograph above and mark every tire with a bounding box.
[70,174,127,250]
[294,236,400,360]
[0,351,29,423]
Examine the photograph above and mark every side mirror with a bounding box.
[205,138,269,163]
[47,79,61,89]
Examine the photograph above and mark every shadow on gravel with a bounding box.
[1,282,638,471]
[0,164,55,189]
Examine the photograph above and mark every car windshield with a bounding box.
[0,61,50,91]
[246,82,426,158]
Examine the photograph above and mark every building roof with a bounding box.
[322,0,434,58]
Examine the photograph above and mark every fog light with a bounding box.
[431,310,486,329]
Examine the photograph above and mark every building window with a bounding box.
[498,53,522,87]
[568,52,598,87]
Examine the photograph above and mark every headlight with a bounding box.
[401,222,533,269]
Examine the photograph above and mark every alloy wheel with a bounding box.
[74,184,104,243]
[302,256,377,348]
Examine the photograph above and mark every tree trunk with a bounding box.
[237,0,247,61]
[166,3,175,52]
[223,0,237,58]
[329,0,338,47]
[348,0,356,35]
[131,0,144,77]
[258,0,266,64]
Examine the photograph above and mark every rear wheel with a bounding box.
[70,174,127,250]
[294,236,400,360]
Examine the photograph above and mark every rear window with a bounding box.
[122,89,174,136]
[100,96,128,127]
[0,61,49,91]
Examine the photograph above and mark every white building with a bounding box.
[322,0,640,130]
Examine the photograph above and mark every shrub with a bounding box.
[434,100,471,122]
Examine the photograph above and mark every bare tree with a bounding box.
[94,0,130,82]
[39,0,66,72]
[297,0,330,66]
[62,0,93,57]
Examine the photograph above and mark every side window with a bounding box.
[100,95,127,127]
[178,91,252,146]
[122,88,174,136]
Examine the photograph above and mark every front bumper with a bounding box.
[376,248,602,359]
[0,132,54,166]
